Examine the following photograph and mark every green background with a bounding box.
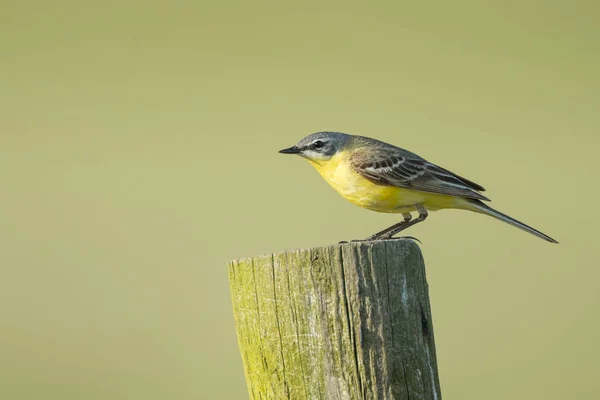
[2,1,598,399]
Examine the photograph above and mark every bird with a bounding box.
[279,131,557,243]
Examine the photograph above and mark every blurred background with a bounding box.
[1,1,599,399]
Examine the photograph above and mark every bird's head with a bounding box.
[279,131,351,165]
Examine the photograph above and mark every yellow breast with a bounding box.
[307,151,458,213]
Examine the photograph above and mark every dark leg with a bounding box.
[339,213,412,244]
[364,213,412,241]
[377,205,428,240]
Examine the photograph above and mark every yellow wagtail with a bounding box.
[279,131,557,243]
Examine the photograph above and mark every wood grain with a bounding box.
[229,239,441,400]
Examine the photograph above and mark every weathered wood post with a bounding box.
[228,239,441,400]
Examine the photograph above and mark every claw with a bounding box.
[389,236,422,243]
[340,236,421,244]
[364,236,422,243]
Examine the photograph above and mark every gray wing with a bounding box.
[350,147,490,201]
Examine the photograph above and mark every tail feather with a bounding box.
[467,200,558,244]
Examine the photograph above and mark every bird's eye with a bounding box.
[312,140,324,149]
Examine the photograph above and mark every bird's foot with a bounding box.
[384,235,422,243]
[366,235,422,243]
[339,236,421,244]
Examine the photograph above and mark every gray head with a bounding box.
[279,131,351,162]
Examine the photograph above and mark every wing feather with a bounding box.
[350,146,490,201]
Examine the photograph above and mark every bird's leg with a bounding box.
[378,205,428,240]
[340,214,412,243]
[363,213,413,241]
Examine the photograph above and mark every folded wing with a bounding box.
[350,147,490,201]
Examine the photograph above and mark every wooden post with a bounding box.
[228,239,441,400]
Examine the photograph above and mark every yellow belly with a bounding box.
[308,153,460,213]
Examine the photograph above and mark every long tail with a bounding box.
[466,199,558,244]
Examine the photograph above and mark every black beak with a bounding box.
[278,146,301,154]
